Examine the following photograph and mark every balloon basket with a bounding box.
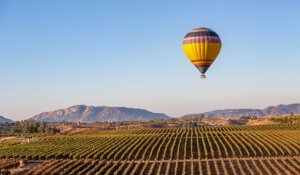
[201,75,206,79]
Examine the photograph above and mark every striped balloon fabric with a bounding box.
[182,28,222,78]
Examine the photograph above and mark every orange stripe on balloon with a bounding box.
[191,60,213,64]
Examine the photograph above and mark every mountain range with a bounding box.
[182,103,300,118]
[2,103,299,123]
[0,116,14,123]
[29,105,170,123]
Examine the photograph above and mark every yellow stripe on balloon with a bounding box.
[182,43,221,62]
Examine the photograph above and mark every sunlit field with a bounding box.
[1,124,299,174]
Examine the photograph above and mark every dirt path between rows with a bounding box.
[0,137,16,142]
[9,162,40,175]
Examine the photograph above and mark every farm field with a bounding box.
[0,124,300,174]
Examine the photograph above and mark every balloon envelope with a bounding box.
[182,28,222,77]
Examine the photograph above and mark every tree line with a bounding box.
[0,120,59,134]
[270,116,299,124]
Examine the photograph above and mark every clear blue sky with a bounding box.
[1,0,300,120]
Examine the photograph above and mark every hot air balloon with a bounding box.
[182,28,222,78]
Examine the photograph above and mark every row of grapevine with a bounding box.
[3,156,294,175]
[0,124,299,161]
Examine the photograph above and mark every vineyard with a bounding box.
[0,124,299,174]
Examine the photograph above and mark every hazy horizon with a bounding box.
[1,1,300,120]
[3,101,300,121]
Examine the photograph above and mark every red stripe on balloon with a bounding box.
[183,38,220,43]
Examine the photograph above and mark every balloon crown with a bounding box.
[192,27,213,31]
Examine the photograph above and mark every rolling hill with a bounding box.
[29,105,170,123]
[182,103,300,118]
[0,116,14,123]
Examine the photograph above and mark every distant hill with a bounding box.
[182,103,300,118]
[0,116,14,123]
[29,105,170,123]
